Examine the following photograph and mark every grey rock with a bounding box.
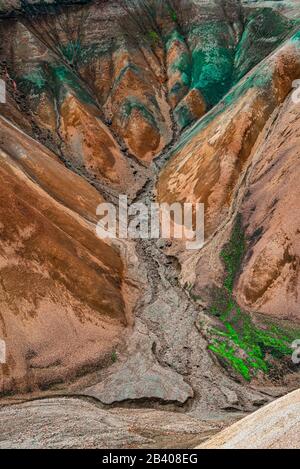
[84,326,194,404]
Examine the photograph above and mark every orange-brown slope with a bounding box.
[157,40,300,237]
[188,89,300,323]
[157,35,300,326]
[0,18,145,198]
[236,94,300,321]
[0,114,132,395]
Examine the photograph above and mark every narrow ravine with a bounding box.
[1,0,300,450]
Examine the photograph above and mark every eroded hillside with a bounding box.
[0,0,300,447]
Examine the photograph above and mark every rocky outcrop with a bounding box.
[198,389,300,449]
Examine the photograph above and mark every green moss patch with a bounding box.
[147,30,160,46]
[207,215,299,381]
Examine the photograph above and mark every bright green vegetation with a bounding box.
[207,215,299,381]
[147,30,160,45]
[111,350,118,363]
[209,214,246,319]
[208,308,296,381]
[221,214,246,293]
[168,6,177,22]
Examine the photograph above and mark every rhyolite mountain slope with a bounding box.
[0,0,300,447]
